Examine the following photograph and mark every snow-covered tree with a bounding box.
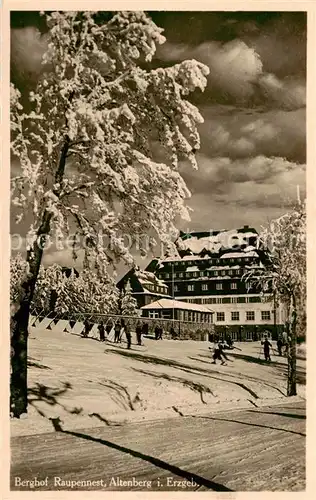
[10,11,209,416]
[121,281,138,316]
[245,202,306,396]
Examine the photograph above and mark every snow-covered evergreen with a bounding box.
[121,281,138,316]
[32,264,119,315]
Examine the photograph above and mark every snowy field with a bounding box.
[11,327,306,437]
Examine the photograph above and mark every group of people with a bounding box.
[210,336,241,365]
[262,332,291,361]
[83,318,152,349]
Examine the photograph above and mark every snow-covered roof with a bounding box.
[176,228,258,255]
[134,289,172,298]
[135,269,168,288]
[141,298,214,313]
[185,266,200,272]
[163,255,208,262]
[220,251,258,259]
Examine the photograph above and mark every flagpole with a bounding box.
[172,262,175,325]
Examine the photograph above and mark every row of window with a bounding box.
[216,311,271,322]
[147,310,211,323]
[163,257,255,268]
[161,269,243,279]
[184,296,262,304]
[174,282,249,292]
[146,284,168,294]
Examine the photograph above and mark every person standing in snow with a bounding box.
[98,321,105,342]
[158,325,163,340]
[277,335,283,356]
[125,321,132,349]
[261,335,272,361]
[114,321,121,343]
[136,321,142,346]
[83,318,91,338]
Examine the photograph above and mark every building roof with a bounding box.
[175,226,258,256]
[141,298,214,313]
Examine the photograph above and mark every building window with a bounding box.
[188,284,195,291]
[261,311,271,321]
[249,296,261,303]
[230,283,237,289]
[216,298,223,304]
[201,284,208,291]
[216,283,223,290]
[173,285,179,292]
[237,297,246,303]
[162,311,171,319]
[235,269,241,275]
[217,312,225,322]
[149,311,159,318]
[165,273,170,279]
[228,270,233,275]
[193,272,198,277]
[246,331,253,340]
[222,297,231,304]
[213,271,218,276]
[179,272,183,278]
[231,311,240,321]
[246,311,255,321]
[221,270,226,276]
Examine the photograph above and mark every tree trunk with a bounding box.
[287,294,297,396]
[10,136,70,417]
[10,238,48,417]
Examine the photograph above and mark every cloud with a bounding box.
[159,40,263,102]
[181,193,297,233]
[244,14,306,78]
[11,27,48,76]
[180,154,305,208]
[258,74,306,110]
[198,106,306,163]
[157,36,305,111]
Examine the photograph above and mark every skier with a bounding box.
[125,321,132,349]
[226,334,233,349]
[83,318,91,338]
[158,325,163,340]
[277,335,283,356]
[261,335,272,361]
[212,341,228,365]
[114,321,121,343]
[98,321,105,342]
[136,321,142,346]
[106,320,113,336]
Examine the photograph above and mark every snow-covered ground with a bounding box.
[11,328,306,437]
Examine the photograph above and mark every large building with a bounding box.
[116,267,171,309]
[144,226,285,340]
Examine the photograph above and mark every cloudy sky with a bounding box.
[10,11,306,268]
